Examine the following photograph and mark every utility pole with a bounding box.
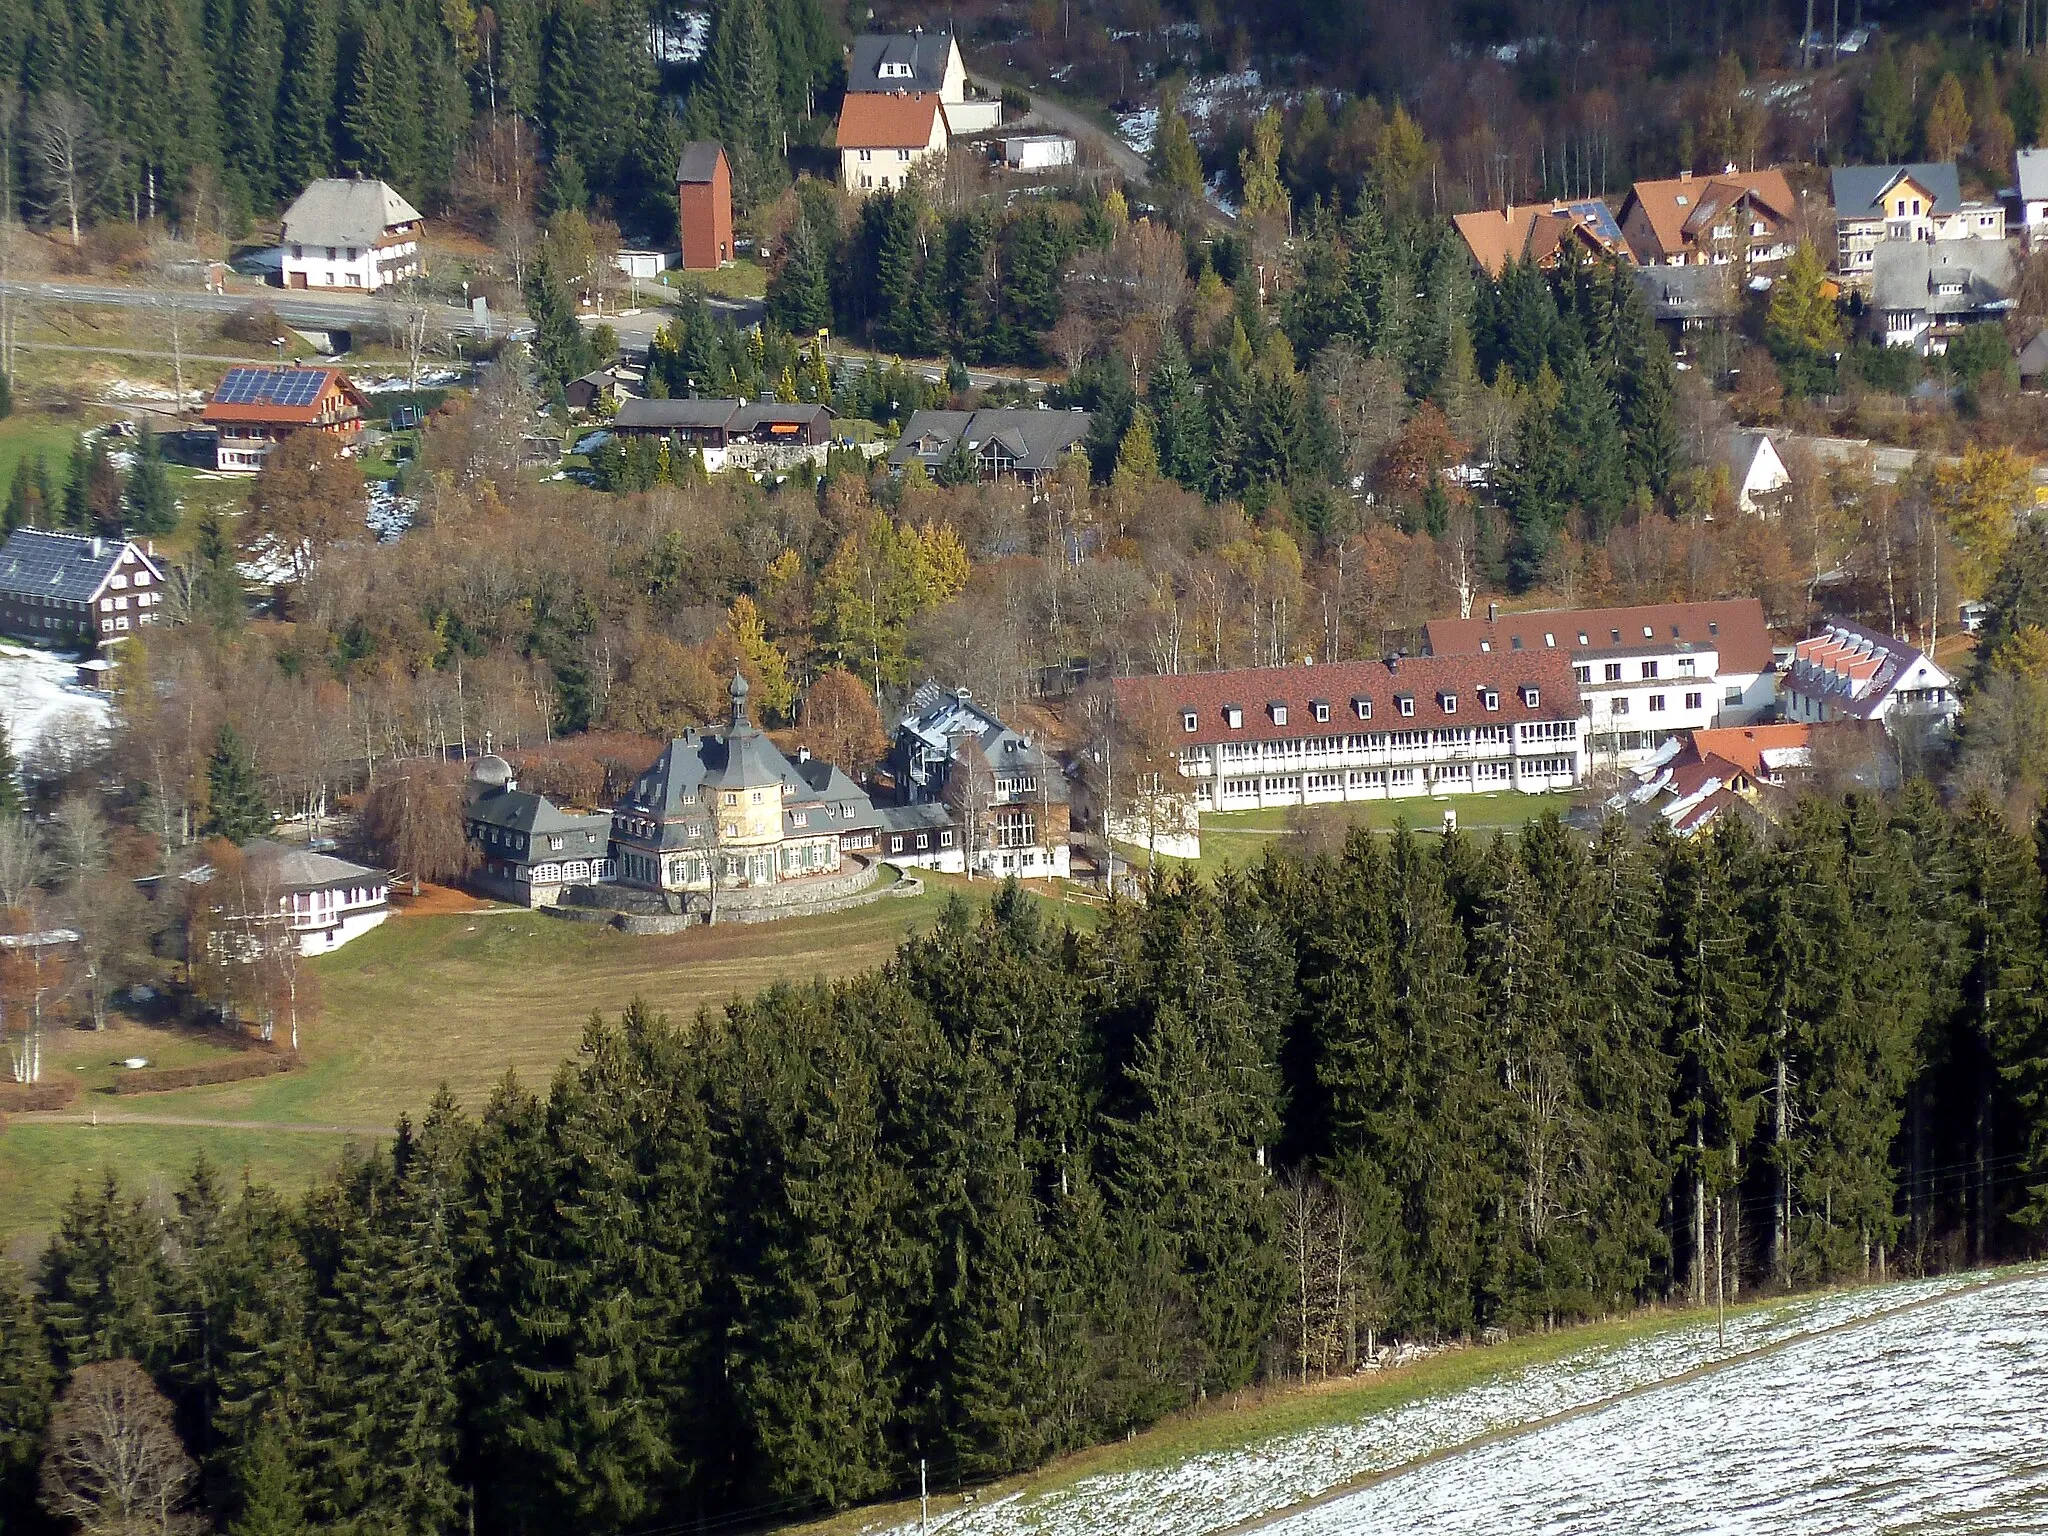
[919,1458,928,1533]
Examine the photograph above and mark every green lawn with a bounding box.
[0,1123,360,1260]
[1121,792,1581,877]
[0,411,89,496]
[657,259,769,303]
[0,875,1097,1248]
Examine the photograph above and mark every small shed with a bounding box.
[613,249,675,282]
[998,133,1076,171]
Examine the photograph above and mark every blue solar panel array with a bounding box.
[1568,198,1626,245]
[213,368,327,407]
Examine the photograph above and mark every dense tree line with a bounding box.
[4,798,2046,1532]
[0,0,838,235]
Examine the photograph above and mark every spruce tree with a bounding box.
[274,0,337,192]
[203,723,269,843]
[524,259,596,398]
[227,1421,307,1536]
[0,1264,54,1532]
[0,727,22,817]
[766,203,831,333]
[542,149,589,216]
[125,423,178,535]
[39,1172,173,1373]
[698,0,783,209]
[0,368,12,420]
[345,20,426,193]
[1148,338,1210,493]
[1554,342,1628,536]
[193,507,246,629]
[226,0,284,204]
[1,460,30,532]
[61,434,93,530]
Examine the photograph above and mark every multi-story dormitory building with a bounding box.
[1425,599,1778,771]
[1112,652,1586,819]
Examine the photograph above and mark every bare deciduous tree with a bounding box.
[40,1358,198,1536]
[29,95,116,247]
[0,814,49,912]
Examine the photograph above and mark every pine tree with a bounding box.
[125,423,177,535]
[0,1263,54,1531]
[226,1421,307,1536]
[1151,86,1206,224]
[345,19,426,193]
[192,507,246,629]
[204,723,268,843]
[766,203,832,333]
[274,0,337,192]
[225,0,284,204]
[61,433,93,530]
[697,0,783,209]
[39,1173,173,1373]
[1148,337,1210,493]
[542,149,589,216]
[525,259,596,398]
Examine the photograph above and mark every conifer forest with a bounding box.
[4,797,2047,1534]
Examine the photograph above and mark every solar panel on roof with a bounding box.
[212,368,327,407]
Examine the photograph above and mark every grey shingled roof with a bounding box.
[1870,237,2015,317]
[465,783,610,838]
[2020,149,2048,203]
[1633,263,1739,322]
[848,32,955,94]
[890,408,1092,474]
[676,142,726,184]
[896,683,1068,803]
[730,403,833,433]
[1831,161,1964,218]
[280,178,423,247]
[613,398,743,431]
[0,530,151,604]
[242,839,386,892]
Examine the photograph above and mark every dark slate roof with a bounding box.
[879,802,954,834]
[279,178,422,246]
[1633,263,1740,322]
[896,683,1068,803]
[848,31,956,94]
[0,530,152,604]
[1831,161,1964,217]
[465,784,611,838]
[730,403,833,432]
[676,141,726,184]
[613,398,743,431]
[889,408,1092,474]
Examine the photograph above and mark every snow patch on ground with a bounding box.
[97,379,180,404]
[0,644,115,765]
[367,481,414,541]
[353,369,464,394]
[1274,1271,2048,1535]
[574,430,614,455]
[865,1272,2000,1536]
[1117,105,1160,158]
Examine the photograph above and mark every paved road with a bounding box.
[2,276,508,338]
[1779,430,2048,486]
[971,70,1152,185]
[13,337,322,366]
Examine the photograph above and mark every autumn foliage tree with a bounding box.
[359,760,476,895]
[239,431,369,586]
[798,667,888,775]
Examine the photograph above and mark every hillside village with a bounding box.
[6,2,2048,1534]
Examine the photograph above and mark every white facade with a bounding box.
[884,833,1072,880]
[279,880,389,955]
[1000,134,1075,171]
[1173,723,1584,812]
[1724,429,1791,514]
[613,248,675,280]
[281,237,421,291]
[1573,643,1726,771]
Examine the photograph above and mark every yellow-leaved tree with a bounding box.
[815,514,969,698]
[1932,443,2035,597]
[720,594,796,722]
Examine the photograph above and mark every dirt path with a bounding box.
[1228,1267,2040,1534]
[19,1111,389,1136]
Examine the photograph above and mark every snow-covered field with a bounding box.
[873,1271,2016,1536]
[0,644,115,763]
[1274,1270,2048,1535]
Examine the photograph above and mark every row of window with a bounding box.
[1203,686,1542,733]
[1575,657,1700,683]
[1485,619,1724,652]
[1201,721,1574,766]
[1595,691,1705,717]
[1216,754,1573,799]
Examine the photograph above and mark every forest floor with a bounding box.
[0,872,1096,1253]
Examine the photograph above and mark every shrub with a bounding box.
[0,1078,80,1111]
[220,302,287,345]
[109,1052,298,1095]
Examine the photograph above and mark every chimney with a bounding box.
[1488,600,1499,623]
[1678,169,1692,182]
[798,746,811,763]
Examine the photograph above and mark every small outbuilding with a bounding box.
[676,142,734,270]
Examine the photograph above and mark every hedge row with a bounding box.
[0,1078,81,1112]
[111,1053,299,1095]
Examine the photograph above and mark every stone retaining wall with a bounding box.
[543,864,921,933]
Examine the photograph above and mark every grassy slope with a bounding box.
[790,1287,1859,1536]
[0,876,1093,1247]
[1122,793,1579,878]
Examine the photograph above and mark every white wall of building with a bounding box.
[281,237,420,292]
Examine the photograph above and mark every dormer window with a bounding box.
[1543,633,1555,647]
[879,60,913,77]
[1480,640,1491,652]
[1578,632,1588,644]
[1225,705,1244,729]
[1643,626,1655,638]
[1397,695,1415,718]
[1482,690,1500,711]
[1708,621,1719,636]
[1439,692,1458,714]
[1671,624,1681,638]
[1521,685,1541,707]
[1510,636,1523,650]
[1353,697,1373,720]
[1183,710,1198,732]
[1269,702,1288,726]
[1611,628,1622,642]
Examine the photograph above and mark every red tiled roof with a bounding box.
[836,91,947,149]
[1110,653,1581,747]
[1685,723,1811,779]
[1451,205,1627,280]
[1424,599,1773,676]
[1622,169,1798,261]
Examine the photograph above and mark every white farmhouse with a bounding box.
[244,841,392,956]
[1722,429,1791,515]
[279,178,425,291]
